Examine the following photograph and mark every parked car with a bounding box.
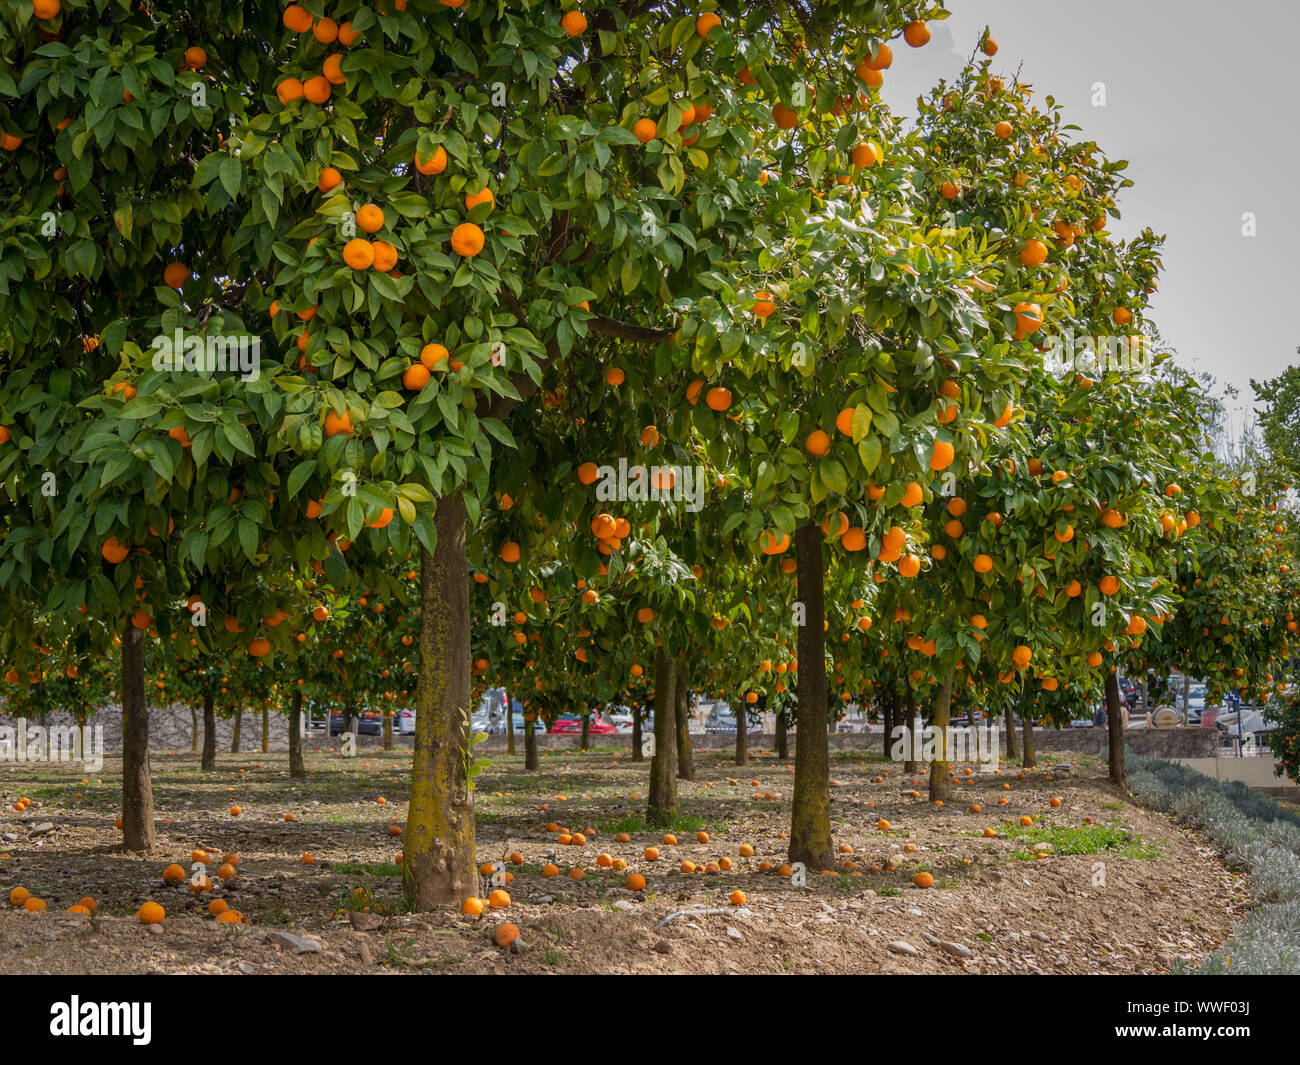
[396,708,416,735]
[330,709,383,735]
[549,713,619,734]
[704,709,763,734]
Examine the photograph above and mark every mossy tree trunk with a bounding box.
[190,705,199,754]
[1105,669,1126,788]
[676,673,695,780]
[1021,685,1037,769]
[1004,702,1019,760]
[261,704,270,754]
[903,691,918,774]
[881,689,895,763]
[405,490,476,910]
[631,704,643,763]
[580,713,590,751]
[646,648,678,828]
[383,711,393,749]
[735,697,751,766]
[789,522,834,871]
[928,668,954,803]
[524,717,539,770]
[201,692,216,771]
[120,624,155,853]
[230,711,241,754]
[288,689,306,779]
[775,710,788,760]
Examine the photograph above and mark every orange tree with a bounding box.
[1146,461,1299,711]
[212,0,976,906]
[896,57,1237,788]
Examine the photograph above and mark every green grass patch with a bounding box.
[337,860,402,877]
[1004,821,1158,860]
[596,811,709,834]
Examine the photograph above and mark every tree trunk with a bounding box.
[735,699,749,766]
[190,705,199,754]
[506,697,515,756]
[631,704,643,763]
[1105,669,1127,788]
[383,711,393,749]
[928,668,954,802]
[1004,702,1019,760]
[231,711,242,754]
[903,691,918,774]
[776,710,788,760]
[289,689,306,779]
[120,625,155,853]
[580,714,590,751]
[1182,674,1191,727]
[261,704,270,753]
[676,674,695,779]
[524,716,538,770]
[405,490,476,910]
[882,690,895,763]
[646,648,678,827]
[1021,688,1037,769]
[201,692,216,771]
[789,522,834,871]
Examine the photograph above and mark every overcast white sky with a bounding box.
[879,0,1299,431]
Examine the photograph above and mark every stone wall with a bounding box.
[0,709,1222,760]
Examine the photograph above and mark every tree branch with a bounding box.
[588,313,676,344]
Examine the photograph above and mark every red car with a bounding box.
[549,713,618,734]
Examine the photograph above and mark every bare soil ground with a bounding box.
[0,745,1252,974]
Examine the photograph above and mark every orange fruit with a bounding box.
[324,410,354,437]
[138,901,165,924]
[851,142,880,168]
[560,10,587,36]
[465,188,495,212]
[402,363,431,391]
[696,12,721,36]
[930,440,955,470]
[283,5,313,32]
[624,873,646,891]
[355,204,384,234]
[372,240,399,272]
[275,78,304,105]
[450,222,485,257]
[303,76,332,105]
[633,118,658,143]
[903,20,930,47]
[913,871,934,888]
[343,238,375,270]
[494,923,520,948]
[415,144,448,175]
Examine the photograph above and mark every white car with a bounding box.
[396,708,416,735]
